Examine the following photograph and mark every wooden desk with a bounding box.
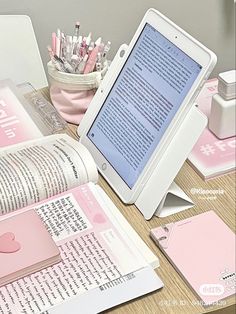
[42,89,236,314]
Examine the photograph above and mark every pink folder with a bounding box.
[151,211,236,305]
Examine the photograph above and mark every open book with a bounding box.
[0,134,163,314]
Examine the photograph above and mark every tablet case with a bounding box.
[150,210,236,305]
[78,44,207,219]
[0,210,61,287]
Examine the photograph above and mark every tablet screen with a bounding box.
[87,23,202,188]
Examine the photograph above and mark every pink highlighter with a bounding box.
[83,38,101,74]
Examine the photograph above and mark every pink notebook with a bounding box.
[0,79,43,148]
[151,211,236,305]
[0,210,61,287]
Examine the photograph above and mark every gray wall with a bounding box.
[1,0,235,78]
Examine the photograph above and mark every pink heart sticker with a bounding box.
[0,232,21,253]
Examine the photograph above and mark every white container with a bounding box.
[47,61,108,124]
[218,70,236,100]
[209,93,236,139]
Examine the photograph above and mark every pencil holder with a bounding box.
[47,61,108,124]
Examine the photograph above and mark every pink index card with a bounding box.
[151,210,236,305]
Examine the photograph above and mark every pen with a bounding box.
[74,21,80,38]
[98,43,105,55]
[63,60,74,73]
[72,35,77,54]
[60,32,65,59]
[52,55,66,72]
[48,23,111,74]
[77,54,88,73]
[96,52,102,71]
[70,54,81,72]
[95,37,102,46]
[65,35,73,61]
[55,29,61,58]
[102,41,111,65]
[87,42,94,57]
[51,32,56,55]
[83,45,99,74]
[86,32,92,48]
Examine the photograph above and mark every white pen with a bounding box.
[98,43,105,54]
[60,32,65,59]
[53,55,66,72]
[74,21,80,38]
[74,35,82,56]
[86,32,92,47]
[65,35,73,61]
[76,54,88,73]
[102,41,111,65]
[55,29,61,58]
[87,42,94,57]
[70,54,80,72]
[95,37,102,46]
[63,60,74,73]
[72,35,77,54]
[48,46,65,71]
[96,52,102,71]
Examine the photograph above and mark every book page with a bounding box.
[0,183,150,314]
[0,134,98,215]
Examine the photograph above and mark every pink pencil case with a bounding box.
[47,61,108,125]
[151,210,236,305]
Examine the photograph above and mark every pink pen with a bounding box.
[51,32,56,55]
[83,38,101,74]
[83,47,98,73]
[47,45,54,60]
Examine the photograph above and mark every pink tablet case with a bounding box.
[0,210,61,287]
[151,211,236,305]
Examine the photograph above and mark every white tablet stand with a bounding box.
[135,104,207,219]
[79,44,207,220]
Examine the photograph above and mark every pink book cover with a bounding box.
[0,210,60,287]
[0,79,43,148]
[151,210,236,305]
[188,79,236,180]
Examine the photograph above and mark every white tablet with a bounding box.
[79,8,217,203]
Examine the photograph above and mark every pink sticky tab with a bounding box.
[0,232,21,253]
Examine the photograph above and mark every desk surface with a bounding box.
[42,89,235,314]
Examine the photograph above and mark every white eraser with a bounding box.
[218,70,236,100]
[209,93,236,139]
